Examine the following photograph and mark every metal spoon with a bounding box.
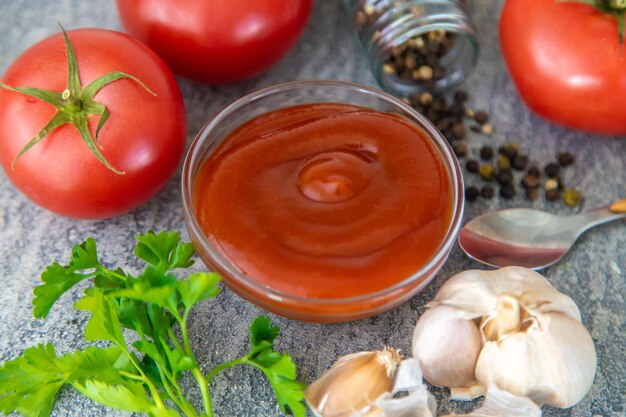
[458,199,626,270]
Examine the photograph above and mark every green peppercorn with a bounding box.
[497,155,511,170]
[479,163,495,181]
[562,188,581,207]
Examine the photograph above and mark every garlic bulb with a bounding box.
[305,348,401,417]
[412,266,596,408]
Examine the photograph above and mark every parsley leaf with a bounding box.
[246,317,307,417]
[2,231,306,417]
[0,344,127,417]
[135,231,195,271]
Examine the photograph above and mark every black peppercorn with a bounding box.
[512,154,529,171]
[474,110,489,124]
[466,159,480,173]
[465,186,480,202]
[545,188,560,201]
[500,183,516,199]
[453,143,468,157]
[450,103,466,119]
[498,143,518,160]
[544,162,561,178]
[436,119,451,133]
[527,165,541,178]
[525,188,540,201]
[451,122,466,140]
[480,145,494,160]
[454,90,468,103]
[521,174,541,189]
[558,151,575,167]
[496,169,514,185]
[481,185,495,199]
[470,125,482,133]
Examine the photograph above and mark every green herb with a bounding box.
[0,231,306,417]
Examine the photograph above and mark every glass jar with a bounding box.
[182,80,464,322]
[343,0,479,97]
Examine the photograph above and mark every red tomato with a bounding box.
[500,0,626,135]
[0,29,187,219]
[116,0,313,83]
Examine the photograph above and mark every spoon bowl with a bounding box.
[458,199,626,270]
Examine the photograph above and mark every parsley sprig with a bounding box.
[0,231,306,417]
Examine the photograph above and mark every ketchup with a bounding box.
[194,103,453,299]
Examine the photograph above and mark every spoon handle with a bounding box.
[573,198,626,232]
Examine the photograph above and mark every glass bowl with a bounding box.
[182,80,464,322]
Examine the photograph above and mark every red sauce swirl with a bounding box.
[194,103,453,299]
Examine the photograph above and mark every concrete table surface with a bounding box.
[0,1,624,416]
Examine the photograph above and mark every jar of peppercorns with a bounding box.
[343,0,479,96]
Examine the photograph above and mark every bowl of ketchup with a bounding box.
[182,80,464,322]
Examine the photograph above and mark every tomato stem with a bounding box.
[0,25,156,174]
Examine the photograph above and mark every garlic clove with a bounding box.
[475,311,596,408]
[431,267,581,322]
[412,304,481,388]
[305,348,402,417]
[442,385,542,417]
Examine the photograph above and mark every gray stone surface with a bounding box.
[0,1,624,416]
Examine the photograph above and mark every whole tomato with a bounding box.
[0,29,186,219]
[116,0,313,84]
[500,0,626,135]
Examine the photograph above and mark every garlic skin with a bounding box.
[305,348,401,417]
[412,267,596,409]
[372,357,436,417]
[412,304,481,388]
[442,385,542,417]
